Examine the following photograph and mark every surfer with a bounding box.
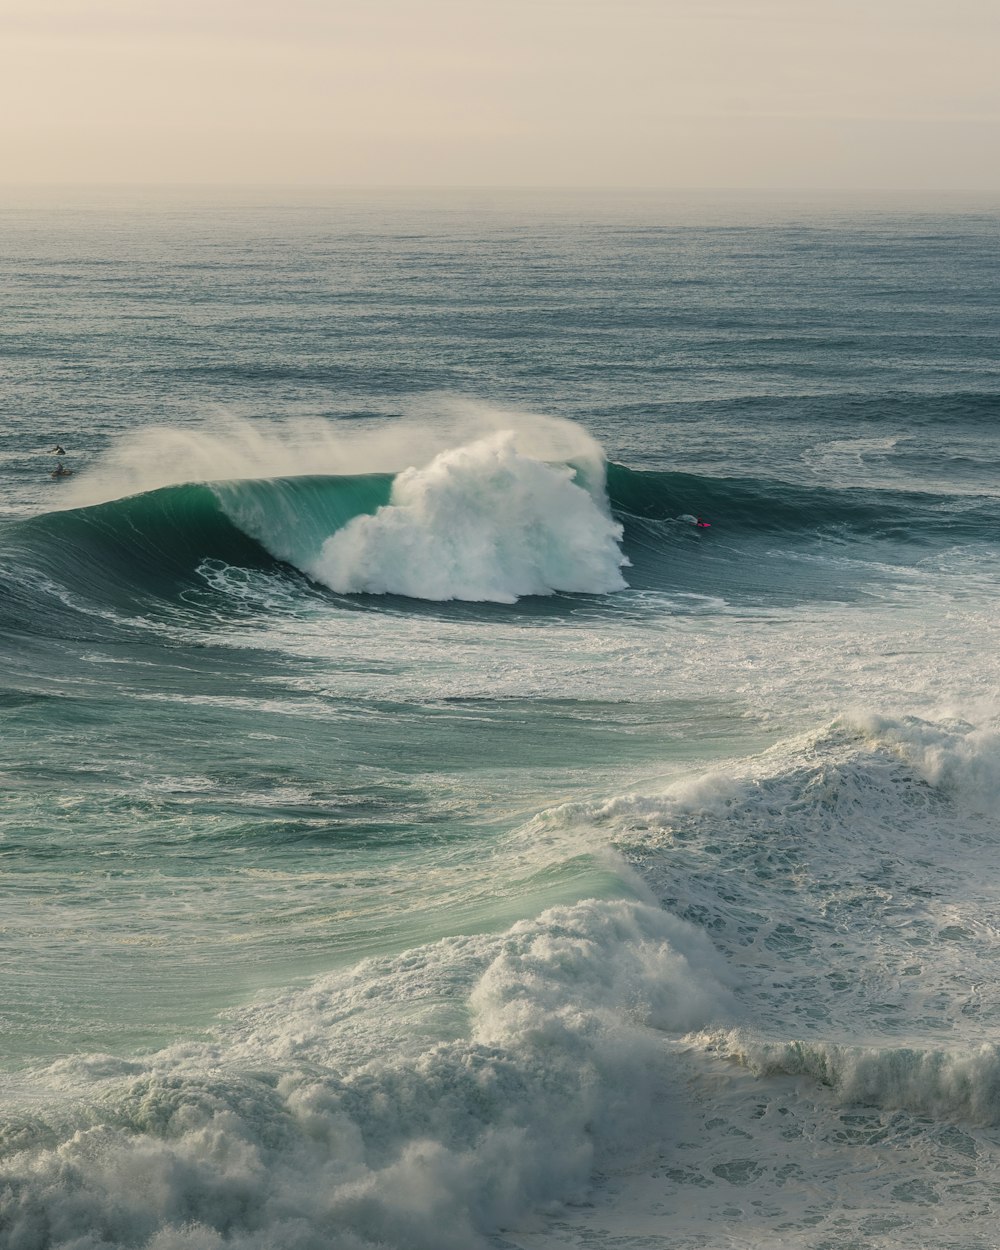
[51,445,66,456]
[695,516,711,528]
[51,460,73,479]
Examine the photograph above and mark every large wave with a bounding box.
[5,409,999,630]
[3,418,629,612]
[4,711,998,1246]
[606,462,1000,539]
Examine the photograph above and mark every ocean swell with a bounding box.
[2,432,629,617]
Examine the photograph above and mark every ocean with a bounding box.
[1,186,999,1249]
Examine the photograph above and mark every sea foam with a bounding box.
[0,897,731,1250]
[57,402,608,510]
[701,1031,1000,1126]
[308,432,629,602]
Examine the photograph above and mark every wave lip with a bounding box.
[308,432,630,603]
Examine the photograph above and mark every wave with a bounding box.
[542,712,1000,848]
[697,1031,1000,1127]
[0,896,731,1250]
[606,462,1000,540]
[302,433,628,602]
[4,713,996,1243]
[5,434,999,633]
[533,712,1000,1120]
[1,433,627,619]
[0,482,280,638]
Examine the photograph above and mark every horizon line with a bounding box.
[2,182,1000,199]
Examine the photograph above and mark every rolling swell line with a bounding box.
[3,461,996,631]
[607,462,1000,541]
[5,484,274,600]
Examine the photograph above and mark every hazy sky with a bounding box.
[2,0,998,188]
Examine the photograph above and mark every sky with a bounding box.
[1,0,998,189]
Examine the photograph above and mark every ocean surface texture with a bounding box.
[2,188,999,1250]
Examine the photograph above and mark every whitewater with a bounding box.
[1,187,999,1250]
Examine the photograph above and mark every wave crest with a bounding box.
[0,898,730,1250]
[307,432,629,602]
[699,1030,1000,1126]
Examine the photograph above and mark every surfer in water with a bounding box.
[49,444,73,478]
[696,516,711,528]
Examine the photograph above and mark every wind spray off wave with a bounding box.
[307,432,630,602]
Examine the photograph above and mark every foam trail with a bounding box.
[309,432,629,602]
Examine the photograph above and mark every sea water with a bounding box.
[1,187,999,1249]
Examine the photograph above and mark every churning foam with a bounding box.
[1,896,731,1250]
[525,710,1000,1096]
[696,1030,1000,1126]
[55,404,630,603]
[308,432,629,602]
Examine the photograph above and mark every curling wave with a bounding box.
[1,433,629,616]
[5,432,1000,631]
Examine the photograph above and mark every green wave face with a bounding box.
[210,472,395,571]
[8,474,392,591]
[3,460,997,642]
[0,474,394,640]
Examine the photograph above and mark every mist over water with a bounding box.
[2,190,1000,1249]
[56,402,608,511]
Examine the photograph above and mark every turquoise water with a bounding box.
[2,188,1000,1249]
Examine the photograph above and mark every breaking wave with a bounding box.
[699,1031,1000,1126]
[306,433,628,602]
[0,898,731,1250]
[5,412,1000,631]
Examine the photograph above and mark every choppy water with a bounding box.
[2,187,1000,1249]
